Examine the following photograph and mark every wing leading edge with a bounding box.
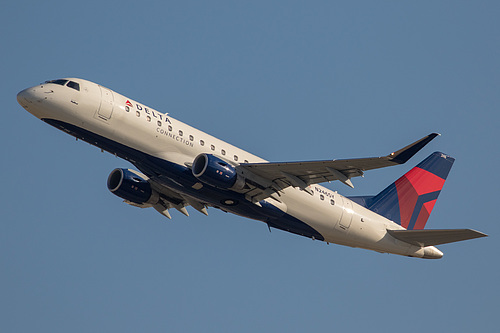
[237,133,440,202]
[119,169,209,219]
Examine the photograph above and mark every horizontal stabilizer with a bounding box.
[388,229,487,247]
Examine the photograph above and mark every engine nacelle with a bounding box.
[107,168,158,204]
[192,153,245,190]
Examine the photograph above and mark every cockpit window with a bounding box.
[46,79,68,86]
[67,81,80,91]
[44,79,80,91]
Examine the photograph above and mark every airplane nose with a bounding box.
[17,87,42,108]
[17,88,31,108]
[17,86,48,111]
[17,85,50,118]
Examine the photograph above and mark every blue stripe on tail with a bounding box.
[349,152,454,229]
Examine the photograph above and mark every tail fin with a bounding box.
[366,152,454,230]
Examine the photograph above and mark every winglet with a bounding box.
[388,133,440,164]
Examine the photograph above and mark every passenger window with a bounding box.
[244,160,249,163]
[179,130,183,136]
[67,81,80,91]
[146,116,151,122]
[320,195,324,201]
[211,145,215,151]
[189,135,194,141]
[234,155,238,161]
[221,149,226,156]
[330,199,335,205]
[125,106,130,112]
[136,111,140,117]
[168,125,172,131]
[200,140,205,146]
[157,120,161,126]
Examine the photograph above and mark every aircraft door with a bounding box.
[98,86,114,119]
[338,196,353,230]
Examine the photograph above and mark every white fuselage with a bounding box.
[17,78,443,258]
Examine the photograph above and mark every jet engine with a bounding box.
[107,168,158,204]
[192,153,245,190]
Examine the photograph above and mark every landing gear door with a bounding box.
[97,86,114,120]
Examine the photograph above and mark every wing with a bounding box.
[122,170,209,219]
[237,133,439,203]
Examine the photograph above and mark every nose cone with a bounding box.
[17,86,48,118]
[17,88,32,109]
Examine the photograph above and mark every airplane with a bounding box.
[17,78,487,259]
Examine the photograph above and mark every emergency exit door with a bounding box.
[338,197,353,230]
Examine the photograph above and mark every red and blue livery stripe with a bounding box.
[360,152,454,230]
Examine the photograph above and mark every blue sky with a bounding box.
[2,1,499,332]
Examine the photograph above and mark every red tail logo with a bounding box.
[395,167,445,230]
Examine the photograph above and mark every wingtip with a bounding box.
[389,133,440,164]
[469,229,488,238]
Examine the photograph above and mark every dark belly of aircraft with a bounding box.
[42,118,325,241]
